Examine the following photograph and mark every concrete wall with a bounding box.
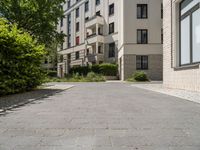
[163,0,200,92]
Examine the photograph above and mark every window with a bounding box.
[67,14,71,23]
[96,11,101,16]
[61,42,63,50]
[137,4,148,19]
[179,0,200,65]
[68,35,71,47]
[161,3,163,19]
[75,51,80,60]
[136,56,148,70]
[86,49,89,55]
[137,29,148,44]
[96,0,100,6]
[76,22,79,32]
[76,36,80,45]
[109,43,115,58]
[60,55,64,62]
[161,28,163,44]
[68,54,71,62]
[60,31,63,50]
[85,17,89,22]
[85,1,89,12]
[67,0,71,9]
[109,22,114,34]
[109,4,114,16]
[60,18,63,27]
[67,14,71,48]
[98,46,102,53]
[76,8,79,18]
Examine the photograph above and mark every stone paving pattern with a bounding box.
[0,82,200,150]
[132,83,200,104]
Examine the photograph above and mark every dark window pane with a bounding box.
[109,4,114,16]
[137,29,148,44]
[85,1,89,12]
[137,4,148,19]
[109,43,115,58]
[109,23,114,34]
[136,56,148,70]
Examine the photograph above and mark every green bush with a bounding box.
[99,63,118,76]
[133,71,149,81]
[69,63,118,77]
[47,70,57,77]
[69,66,90,76]
[91,65,100,74]
[0,18,46,95]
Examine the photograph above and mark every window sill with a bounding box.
[136,69,148,70]
[174,63,200,71]
[137,18,148,19]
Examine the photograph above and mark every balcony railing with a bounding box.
[86,32,103,39]
[85,14,102,23]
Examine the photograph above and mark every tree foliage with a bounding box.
[0,0,65,45]
[0,18,46,95]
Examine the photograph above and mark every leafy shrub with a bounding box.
[133,71,149,81]
[91,65,100,74]
[47,70,57,77]
[86,72,105,82]
[0,18,46,95]
[69,66,90,76]
[44,72,105,82]
[99,63,118,76]
[69,63,118,77]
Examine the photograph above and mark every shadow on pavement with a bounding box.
[0,89,63,115]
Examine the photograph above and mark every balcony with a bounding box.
[86,33,104,45]
[85,15,104,28]
[85,53,104,63]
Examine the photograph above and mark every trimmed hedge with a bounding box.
[99,63,118,76]
[0,18,46,95]
[69,63,118,76]
[69,66,90,76]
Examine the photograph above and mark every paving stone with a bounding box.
[0,82,200,149]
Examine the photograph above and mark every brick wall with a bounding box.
[163,0,200,92]
[123,54,163,80]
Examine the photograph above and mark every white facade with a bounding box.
[58,0,163,80]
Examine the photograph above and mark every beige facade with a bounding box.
[163,0,200,91]
[58,0,163,80]
[118,0,163,80]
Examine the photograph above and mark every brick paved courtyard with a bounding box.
[0,82,200,150]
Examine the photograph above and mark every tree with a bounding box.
[0,0,65,45]
[0,18,46,95]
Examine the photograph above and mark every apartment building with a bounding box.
[57,0,163,80]
[118,0,163,80]
[163,0,200,91]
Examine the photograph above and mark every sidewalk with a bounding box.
[131,82,200,104]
